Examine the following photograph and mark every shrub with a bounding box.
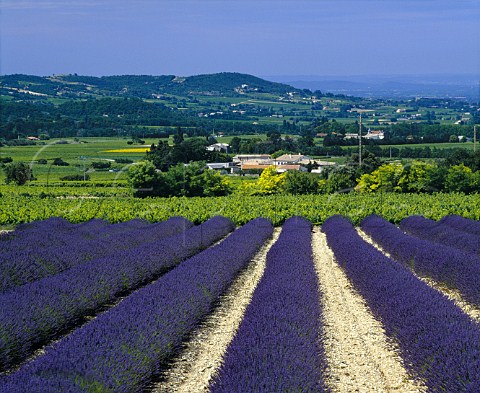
[0,157,13,164]
[115,158,133,164]
[52,158,69,166]
[60,174,90,181]
[3,162,34,185]
[91,161,111,170]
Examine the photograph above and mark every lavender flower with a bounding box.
[1,218,272,393]
[400,215,480,256]
[325,215,480,392]
[210,216,327,393]
[0,216,233,371]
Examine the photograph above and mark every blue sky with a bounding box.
[1,0,479,77]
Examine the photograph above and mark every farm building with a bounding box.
[206,143,229,152]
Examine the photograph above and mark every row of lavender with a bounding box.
[0,217,191,293]
[1,217,148,253]
[324,215,480,392]
[362,214,480,307]
[0,216,234,371]
[399,215,480,256]
[1,218,273,392]
[210,217,327,392]
[440,214,480,236]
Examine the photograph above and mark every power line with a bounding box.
[359,113,362,166]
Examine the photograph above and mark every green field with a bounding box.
[379,142,476,150]
[0,137,156,183]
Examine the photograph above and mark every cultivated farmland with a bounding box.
[1,214,480,392]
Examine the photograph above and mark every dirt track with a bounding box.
[313,228,425,393]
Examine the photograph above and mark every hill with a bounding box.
[0,72,305,100]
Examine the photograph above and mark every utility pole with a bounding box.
[474,125,477,153]
[359,112,363,166]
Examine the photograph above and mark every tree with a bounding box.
[91,161,111,169]
[398,160,440,193]
[201,169,232,196]
[173,126,184,145]
[325,171,356,193]
[444,164,477,193]
[230,137,241,153]
[282,171,319,194]
[161,162,231,197]
[3,162,34,185]
[356,163,404,193]
[207,135,218,145]
[163,162,203,197]
[52,158,69,166]
[146,138,211,171]
[298,128,315,148]
[257,166,286,194]
[127,160,162,197]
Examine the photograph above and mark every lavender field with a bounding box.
[1,214,480,392]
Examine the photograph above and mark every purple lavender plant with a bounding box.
[0,216,233,371]
[210,216,327,393]
[400,215,480,256]
[0,218,272,393]
[0,217,193,293]
[324,215,480,393]
[361,214,480,307]
[440,214,480,236]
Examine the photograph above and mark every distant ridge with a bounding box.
[0,72,306,100]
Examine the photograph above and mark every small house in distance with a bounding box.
[345,130,384,140]
[273,154,312,166]
[206,143,229,153]
[364,129,385,140]
[206,162,238,174]
[232,154,272,164]
[240,163,308,173]
[310,161,336,173]
[276,164,308,173]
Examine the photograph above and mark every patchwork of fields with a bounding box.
[1,214,480,392]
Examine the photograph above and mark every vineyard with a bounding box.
[1,191,480,227]
[1,213,480,392]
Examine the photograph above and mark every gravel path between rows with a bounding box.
[153,228,282,393]
[357,228,480,324]
[313,228,426,393]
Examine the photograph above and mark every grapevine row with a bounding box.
[1,192,480,226]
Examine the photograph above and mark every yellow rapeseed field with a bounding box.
[103,148,149,153]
